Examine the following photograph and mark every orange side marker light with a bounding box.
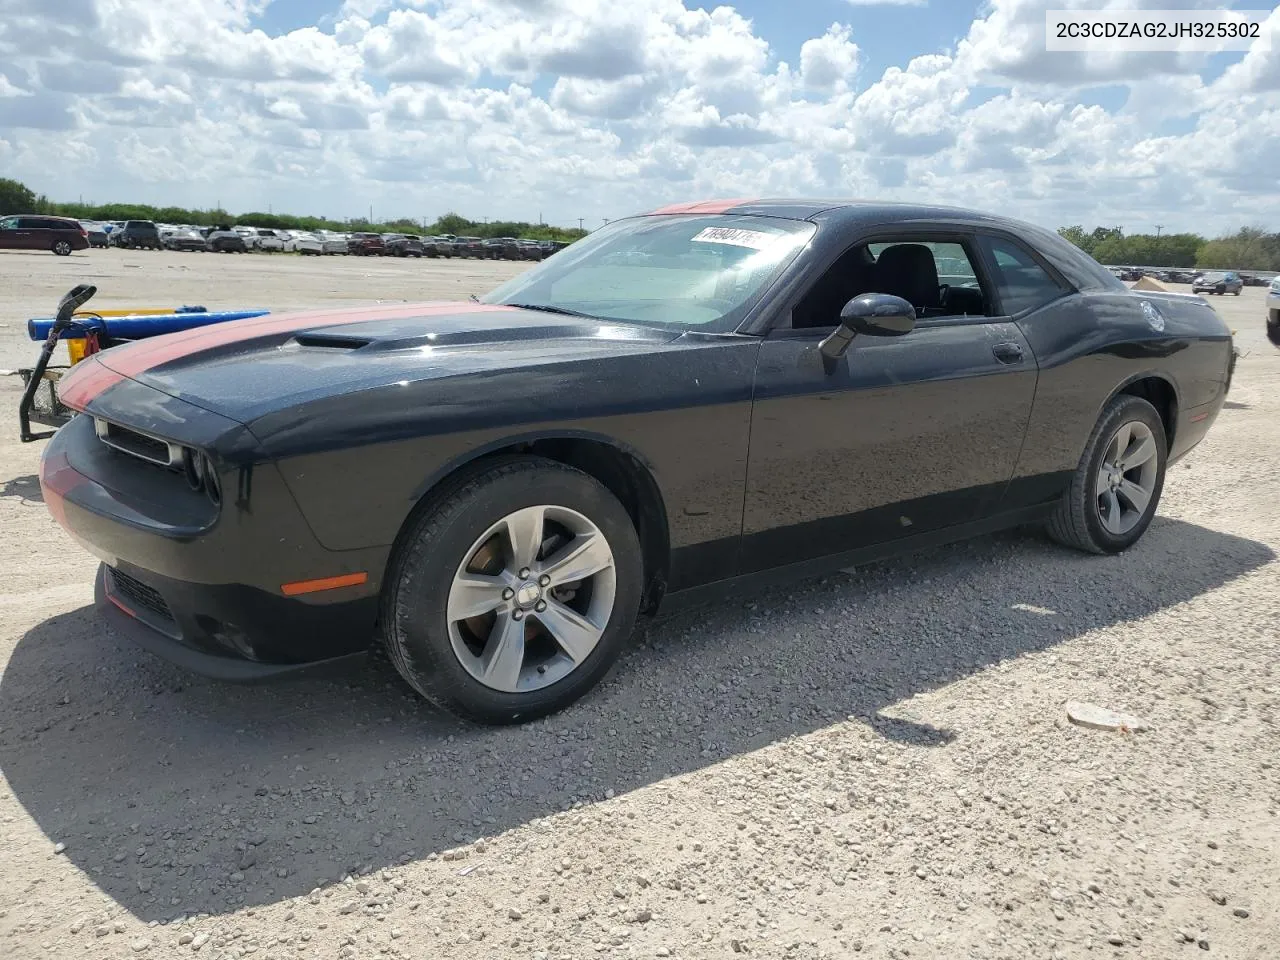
[280,572,368,596]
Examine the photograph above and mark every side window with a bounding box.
[982,236,1068,314]
[0,217,17,229]
[791,237,989,330]
[17,217,45,229]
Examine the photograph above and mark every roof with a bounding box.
[642,197,1036,227]
[639,197,1124,294]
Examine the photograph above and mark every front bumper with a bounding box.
[41,412,385,674]
[96,566,368,682]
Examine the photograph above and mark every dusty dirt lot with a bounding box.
[1,249,1278,960]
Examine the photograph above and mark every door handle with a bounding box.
[993,342,1023,364]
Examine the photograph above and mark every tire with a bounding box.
[1268,309,1280,329]
[52,239,72,256]
[1232,289,1240,296]
[1047,394,1167,554]
[382,457,643,724]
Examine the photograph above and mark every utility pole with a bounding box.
[602,218,609,226]
[369,203,373,224]
[577,218,584,231]
[1155,224,1163,238]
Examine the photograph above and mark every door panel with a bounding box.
[742,321,1037,571]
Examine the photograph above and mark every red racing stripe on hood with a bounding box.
[57,355,127,411]
[647,198,759,215]
[98,301,516,379]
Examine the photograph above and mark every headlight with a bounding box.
[181,448,222,505]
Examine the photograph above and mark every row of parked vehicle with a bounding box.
[73,219,570,260]
[1108,265,1275,288]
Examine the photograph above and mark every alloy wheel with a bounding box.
[1096,420,1159,535]
[446,505,616,693]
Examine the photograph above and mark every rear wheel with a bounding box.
[1047,394,1166,554]
[52,239,72,256]
[383,457,642,724]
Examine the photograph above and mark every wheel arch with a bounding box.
[1108,372,1179,450]
[396,431,672,613]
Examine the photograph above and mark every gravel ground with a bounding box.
[1,250,1278,960]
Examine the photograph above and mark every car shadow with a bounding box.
[0,517,1271,922]
[0,474,43,503]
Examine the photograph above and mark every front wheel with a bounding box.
[382,457,643,724]
[1047,394,1167,554]
[52,239,72,256]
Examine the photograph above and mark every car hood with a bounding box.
[69,301,683,425]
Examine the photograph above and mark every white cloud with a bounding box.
[799,24,860,94]
[0,0,1276,234]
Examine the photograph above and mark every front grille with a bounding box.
[109,568,175,624]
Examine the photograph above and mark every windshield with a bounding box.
[481,214,814,332]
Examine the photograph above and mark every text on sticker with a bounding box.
[690,227,777,250]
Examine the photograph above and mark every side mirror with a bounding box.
[819,293,916,361]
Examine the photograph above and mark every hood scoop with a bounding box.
[293,332,374,350]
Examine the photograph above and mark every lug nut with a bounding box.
[502,588,514,600]
[538,574,551,587]
[518,567,531,579]
[535,600,547,612]
[512,610,524,621]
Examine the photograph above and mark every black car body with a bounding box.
[162,230,208,252]
[0,215,90,256]
[480,238,517,259]
[383,234,425,257]
[454,236,486,257]
[205,227,247,253]
[348,232,386,256]
[41,199,1233,723]
[1192,271,1243,295]
[111,220,163,250]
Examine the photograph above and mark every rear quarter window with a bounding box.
[982,236,1069,315]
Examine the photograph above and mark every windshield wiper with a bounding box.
[506,303,599,319]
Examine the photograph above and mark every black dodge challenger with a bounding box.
[41,199,1234,723]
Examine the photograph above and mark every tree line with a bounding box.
[1057,224,1280,271]
[0,177,588,243]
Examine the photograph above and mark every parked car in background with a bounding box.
[348,232,386,256]
[383,234,426,257]
[0,214,90,256]
[422,236,455,258]
[515,239,546,260]
[80,221,109,248]
[1242,273,1270,287]
[162,229,208,252]
[247,228,284,252]
[206,226,248,253]
[108,220,162,250]
[317,231,349,255]
[283,232,325,255]
[1267,277,1280,335]
[1192,271,1243,296]
[482,237,520,260]
[454,236,486,258]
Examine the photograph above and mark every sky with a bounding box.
[0,0,1277,235]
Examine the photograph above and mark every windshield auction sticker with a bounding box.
[1046,9,1271,52]
[690,227,779,249]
